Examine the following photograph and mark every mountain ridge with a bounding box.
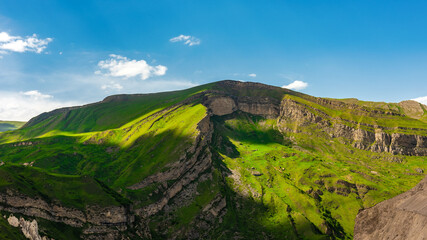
[0,80,425,239]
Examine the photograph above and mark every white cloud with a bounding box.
[101,82,123,91]
[21,90,52,100]
[412,96,427,105]
[282,80,308,91]
[130,80,198,93]
[0,91,81,121]
[0,32,18,42]
[170,34,201,46]
[0,32,52,54]
[248,73,256,77]
[97,54,167,80]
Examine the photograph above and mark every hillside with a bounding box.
[336,98,427,123]
[0,121,25,133]
[0,80,425,239]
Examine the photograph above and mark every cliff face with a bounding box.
[205,95,279,117]
[354,176,427,240]
[1,80,426,239]
[204,93,427,156]
[133,116,215,218]
[0,190,134,239]
[276,97,427,156]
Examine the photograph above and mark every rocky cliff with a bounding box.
[203,89,427,156]
[1,80,426,239]
[354,176,427,240]
[277,97,427,156]
[0,189,134,239]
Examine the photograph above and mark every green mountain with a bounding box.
[0,121,25,132]
[0,80,425,239]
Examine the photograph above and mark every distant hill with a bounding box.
[0,121,25,132]
[0,80,425,239]
[336,98,427,123]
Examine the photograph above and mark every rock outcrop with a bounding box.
[277,97,427,156]
[398,100,427,120]
[7,215,48,240]
[204,94,279,117]
[354,176,427,240]
[132,115,214,217]
[2,80,427,239]
[0,190,133,239]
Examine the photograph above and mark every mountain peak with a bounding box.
[0,80,426,239]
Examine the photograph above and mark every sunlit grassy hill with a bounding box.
[0,80,425,239]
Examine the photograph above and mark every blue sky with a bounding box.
[0,0,426,120]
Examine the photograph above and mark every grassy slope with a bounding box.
[214,112,425,239]
[0,103,207,191]
[0,121,26,132]
[0,81,425,239]
[290,95,427,135]
[0,214,27,240]
[337,98,427,123]
[0,164,128,210]
[3,83,213,142]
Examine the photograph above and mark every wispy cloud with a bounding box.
[101,82,123,91]
[0,32,52,54]
[282,80,308,90]
[21,90,52,100]
[170,34,200,46]
[248,73,256,78]
[133,80,198,93]
[412,96,427,105]
[0,90,80,121]
[97,54,167,80]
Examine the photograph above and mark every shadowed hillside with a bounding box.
[0,80,425,239]
[0,121,25,133]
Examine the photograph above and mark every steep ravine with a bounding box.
[0,81,426,239]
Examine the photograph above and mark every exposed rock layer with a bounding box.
[354,176,427,240]
[2,81,427,239]
[0,190,133,239]
[7,215,48,240]
[203,93,427,156]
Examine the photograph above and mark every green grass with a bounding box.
[0,80,425,239]
[212,112,425,239]
[2,84,213,142]
[0,164,128,210]
[0,211,83,240]
[174,172,221,229]
[0,104,208,200]
[0,212,27,240]
[0,121,25,132]
[287,95,427,135]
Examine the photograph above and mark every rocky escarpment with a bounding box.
[201,92,427,156]
[127,114,228,238]
[132,116,214,215]
[277,97,427,156]
[204,94,279,117]
[354,176,427,240]
[2,80,426,239]
[0,190,134,239]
